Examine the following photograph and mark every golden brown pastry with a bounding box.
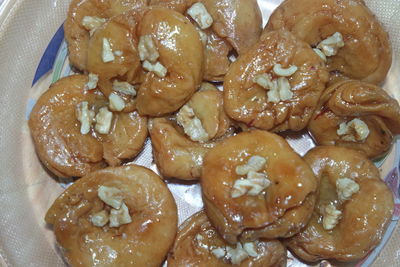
[136,7,203,116]
[168,210,287,267]
[65,0,148,71]
[150,0,261,81]
[87,10,143,112]
[149,117,212,181]
[149,84,232,180]
[45,165,178,267]
[28,75,147,177]
[308,80,400,159]
[150,0,262,54]
[201,0,262,55]
[201,130,318,244]
[265,0,392,85]
[286,146,394,262]
[224,30,328,132]
[202,29,232,82]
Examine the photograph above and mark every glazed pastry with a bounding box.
[265,0,392,85]
[28,75,147,177]
[151,0,262,54]
[65,0,148,71]
[168,210,287,267]
[202,29,232,82]
[150,0,262,81]
[286,146,394,262]
[87,10,143,112]
[136,7,203,116]
[201,130,318,243]
[45,165,178,266]
[224,30,328,132]
[149,83,232,180]
[201,0,262,55]
[308,80,400,159]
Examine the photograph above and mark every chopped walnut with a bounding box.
[254,73,274,90]
[226,243,249,265]
[112,80,137,96]
[95,107,113,134]
[187,3,213,30]
[231,174,270,198]
[336,178,360,202]
[82,16,106,36]
[210,241,258,265]
[254,73,293,103]
[138,35,159,63]
[235,156,266,176]
[317,32,345,57]
[246,171,271,196]
[76,101,95,135]
[85,73,99,90]
[90,210,109,227]
[243,242,258,257]
[337,118,370,142]
[109,202,132,228]
[277,77,293,101]
[176,104,209,142]
[142,60,167,78]
[273,64,298,77]
[91,186,132,228]
[109,92,125,112]
[102,38,115,63]
[232,156,270,198]
[322,204,342,230]
[97,185,123,209]
[211,247,226,258]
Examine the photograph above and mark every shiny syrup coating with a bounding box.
[308,80,400,159]
[150,0,262,54]
[224,29,328,132]
[265,0,392,85]
[149,85,232,181]
[136,7,203,116]
[149,117,212,181]
[201,130,317,244]
[286,146,394,262]
[202,29,232,82]
[150,0,262,81]
[65,0,148,71]
[168,210,287,267]
[201,0,262,54]
[28,75,148,178]
[87,9,143,113]
[45,165,178,267]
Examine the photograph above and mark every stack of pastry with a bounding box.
[28,0,398,266]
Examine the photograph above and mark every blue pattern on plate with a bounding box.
[31,24,64,86]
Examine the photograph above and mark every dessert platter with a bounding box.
[0,0,399,266]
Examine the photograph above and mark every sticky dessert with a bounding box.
[136,7,203,116]
[65,0,148,71]
[86,10,143,113]
[28,75,147,177]
[308,80,400,159]
[201,130,318,243]
[168,210,287,267]
[286,146,394,262]
[149,83,232,180]
[224,29,328,132]
[265,0,392,85]
[45,165,178,267]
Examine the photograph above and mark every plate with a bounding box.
[0,0,399,266]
